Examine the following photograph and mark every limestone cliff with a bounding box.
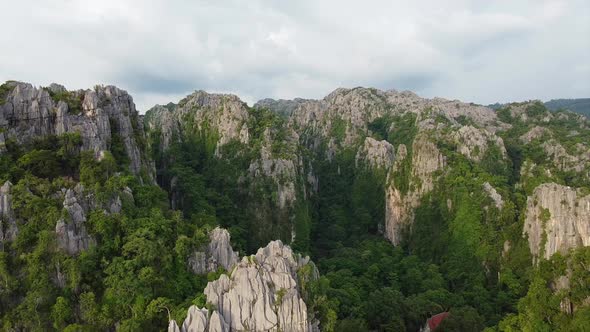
[0,81,151,177]
[524,183,590,262]
[385,136,446,245]
[0,181,18,247]
[188,227,239,275]
[171,240,317,332]
[55,183,133,256]
[355,137,395,169]
[452,125,506,162]
[144,91,250,154]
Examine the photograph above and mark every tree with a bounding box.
[51,297,72,330]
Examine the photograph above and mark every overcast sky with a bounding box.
[1,0,589,112]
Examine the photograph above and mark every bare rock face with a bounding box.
[355,137,395,169]
[0,132,6,154]
[520,126,552,143]
[145,91,250,154]
[55,183,131,256]
[0,181,18,247]
[188,227,239,275]
[385,136,445,245]
[452,125,506,162]
[247,128,299,209]
[172,240,315,332]
[541,139,590,174]
[483,182,504,210]
[55,187,96,256]
[524,183,590,262]
[0,81,151,177]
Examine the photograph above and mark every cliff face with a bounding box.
[0,181,18,247]
[55,183,133,256]
[355,137,395,170]
[524,183,590,262]
[144,91,250,154]
[146,91,303,248]
[385,136,446,244]
[171,240,317,332]
[0,81,151,176]
[188,227,239,275]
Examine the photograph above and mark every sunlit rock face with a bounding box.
[0,181,18,247]
[385,136,445,245]
[524,183,590,262]
[0,81,151,177]
[188,227,239,275]
[171,240,317,332]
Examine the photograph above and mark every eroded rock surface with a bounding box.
[524,183,590,262]
[452,125,506,162]
[55,186,96,255]
[172,240,316,332]
[55,183,132,256]
[385,136,446,245]
[356,137,395,169]
[188,227,239,274]
[0,181,18,246]
[0,81,151,176]
[144,91,250,154]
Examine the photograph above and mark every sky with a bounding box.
[0,0,589,112]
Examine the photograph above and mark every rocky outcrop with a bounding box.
[171,240,316,332]
[254,98,312,117]
[524,183,590,262]
[55,187,96,256]
[247,128,299,209]
[452,125,506,162]
[0,81,151,176]
[0,181,18,247]
[0,132,6,154]
[541,139,590,174]
[520,126,552,143]
[188,227,239,275]
[356,137,395,169]
[385,136,446,245]
[483,182,504,210]
[145,91,250,154]
[55,183,131,256]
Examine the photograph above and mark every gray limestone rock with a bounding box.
[355,137,395,169]
[188,227,239,274]
[145,91,250,154]
[385,136,445,245]
[0,181,18,246]
[55,188,96,256]
[172,240,316,332]
[523,183,590,262]
[452,125,506,162]
[483,182,504,210]
[0,81,152,178]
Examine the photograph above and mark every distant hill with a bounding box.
[488,98,590,118]
[544,98,590,117]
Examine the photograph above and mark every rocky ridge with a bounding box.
[0,181,18,247]
[385,136,446,244]
[0,81,151,176]
[144,91,250,154]
[55,183,133,256]
[171,239,317,332]
[523,183,590,262]
[188,227,239,275]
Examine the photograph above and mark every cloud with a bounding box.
[0,0,588,111]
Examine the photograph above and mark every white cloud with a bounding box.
[0,0,588,111]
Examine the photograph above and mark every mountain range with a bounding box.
[0,80,589,331]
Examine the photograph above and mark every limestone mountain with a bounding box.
[1,80,589,331]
